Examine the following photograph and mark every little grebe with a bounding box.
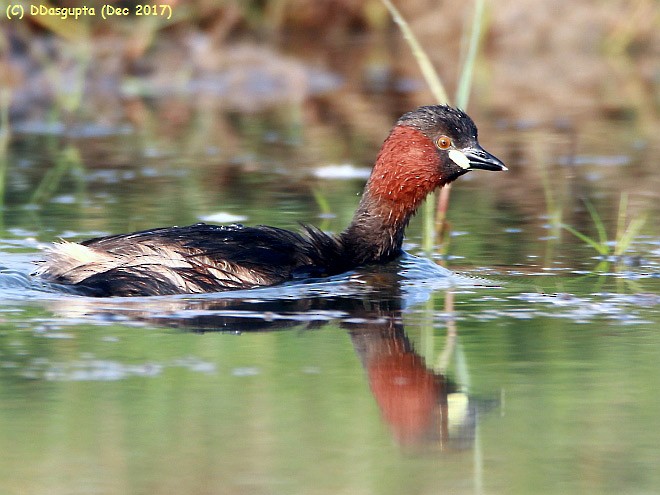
[35,105,506,296]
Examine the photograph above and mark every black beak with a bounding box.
[463,146,507,171]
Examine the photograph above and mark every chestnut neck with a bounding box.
[340,126,449,264]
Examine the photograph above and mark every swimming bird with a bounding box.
[35,105,506,296]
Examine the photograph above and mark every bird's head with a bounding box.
[366,105,507,213]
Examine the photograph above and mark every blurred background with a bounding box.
[3,0,658,117]
[1,0,658,238]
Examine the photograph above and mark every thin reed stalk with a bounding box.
[379,0,449,105]
[560,194,648,259]
[455,0,485,109]
[0,89,11,211]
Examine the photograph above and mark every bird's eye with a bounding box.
[436,136,452,150]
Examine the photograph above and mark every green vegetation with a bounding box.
[379,0,449,105]
[0,89,10,214]
[30,145,86,205]
[2,281,660,494]
[561,194,647,258]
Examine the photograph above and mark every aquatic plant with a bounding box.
[379,0,449,104]
[0,89,10,213]
[561,193,647,258]
[30,145,86,205]
[0,88,10,154]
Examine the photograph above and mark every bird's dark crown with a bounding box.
[396,105,478,147]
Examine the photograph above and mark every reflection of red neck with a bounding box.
[340,126,444,264]
[367,351,442,446]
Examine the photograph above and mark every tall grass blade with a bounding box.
[455,0,485,108]
[560,223,610,256]
[311,188,331,215]
[582,198,608,246]
[379,0,449,104]
[614,214,647,257]
[0,89,11,213]
[615,192,628,244]
[0,88,10,155]
[422,194,435,252]
[30,146,85,204]
[612,192,646,256]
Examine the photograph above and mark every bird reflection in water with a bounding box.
[44,272,496,451]
[347,312,476,451]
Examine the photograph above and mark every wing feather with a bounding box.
[37,223,348,296]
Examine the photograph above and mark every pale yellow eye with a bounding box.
[436,135,452,150]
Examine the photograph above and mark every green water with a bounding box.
[1,284,659,494]
[1,105,659,495]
